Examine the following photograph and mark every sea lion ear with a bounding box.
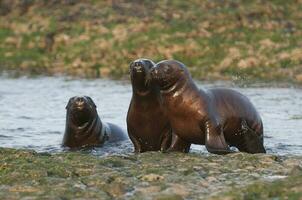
[85,96,97,108]
[66,96,76,109]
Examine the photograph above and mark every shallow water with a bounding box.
[0,76,301,156]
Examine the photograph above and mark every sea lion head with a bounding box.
[66,96,97,127]
[148,60,189,90]
[129,58,155,93]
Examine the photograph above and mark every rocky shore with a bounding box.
[0,148,301,199]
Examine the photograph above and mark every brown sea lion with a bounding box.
[148,60,266,154]
[126,58,172,153]
[62,96,127,148]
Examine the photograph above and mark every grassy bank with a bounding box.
[0,0,302,83]
[0,148,301,199]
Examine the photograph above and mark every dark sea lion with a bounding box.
[148,60,266,154]
[63,96,127,148]
[126,58,172,153]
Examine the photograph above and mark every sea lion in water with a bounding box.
[127,58,172,152]
[148,60,266,154]
[63,96,127,148]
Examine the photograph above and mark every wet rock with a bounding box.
[154,194,184,200]
[0,148,301,199]
[211,172,302,199]
[161,184,189,197]
[141,174,164,182]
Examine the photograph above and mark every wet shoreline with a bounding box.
[1,75,301,198]
[0,148,301,199]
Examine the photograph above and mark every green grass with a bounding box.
[0,28,13,41]
[0,0,301,83]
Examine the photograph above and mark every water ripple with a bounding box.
[0,76,301,156]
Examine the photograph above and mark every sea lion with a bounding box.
[148,60,266,154]
[126,58,172,153]
[62,96,127,148]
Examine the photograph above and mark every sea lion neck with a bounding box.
[69,108,96,127]
[130,72,151,95]
[132,83,151,96]
[68,112,95,131]
[159,75,188,95]
[67,116,101,146]
[132,79,161,98]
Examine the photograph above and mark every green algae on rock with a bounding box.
[0,148,301,199]
[211,171,302,200]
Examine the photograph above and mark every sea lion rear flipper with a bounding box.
[204,121,232,155]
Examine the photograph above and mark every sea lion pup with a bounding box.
[148,60,266,154]
[127,58,172,153]
[63,96,127,148]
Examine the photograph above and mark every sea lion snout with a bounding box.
[149,67,158,75]
[66,96,96,112]
[148,67,159,80]
[134,60,143,67]
[145,67,157,84]
[71,96,90,111]
[130,58,155,74]
[74,96,85,108]
[130,60,145,73]
[133,61,144,72]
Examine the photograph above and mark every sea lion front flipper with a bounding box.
[167,134,191,153]
[204,121,232,155]
[160,126,173,152]
[127,127,143,153]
